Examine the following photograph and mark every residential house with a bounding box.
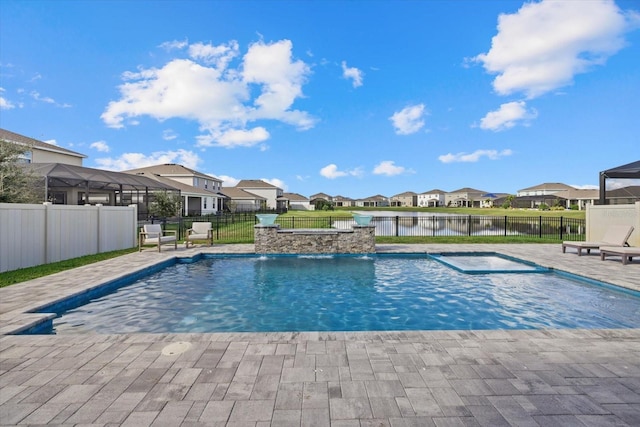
[417,189,446,207]
[1,127,86,166]
[445,188,487,207]
[333,195,355,207]
[517,182,598,209]
[606,186,640,205]
[390,191,417,207]
[236,180,286,211]
[310,192,332,202]
[219,187,267,212]
[355,194,389,207]
[122,164,224,216]
[283,192,314,210]
[2,128,177,212]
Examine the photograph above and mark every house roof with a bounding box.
[449,187,486,194]
[310,192,332,200]
[391,191,417,198]
[236,179,279,189]
[419,189,446,195]
[125,171,222,197]
[220,187,267,200]
[518,182,575,192]
[0,128,86,159]
[607,185,640,198]
[359,194,388,201]
[333,195,354,201]
[24,163,179,192]
[283,192,309,201]
[123,163,221,182]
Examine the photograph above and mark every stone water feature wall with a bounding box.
[254,225,375,254]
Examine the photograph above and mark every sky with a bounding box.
[1,0,639,199]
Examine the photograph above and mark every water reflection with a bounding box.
[332,211,526,237]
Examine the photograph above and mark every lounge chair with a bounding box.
[139,224,177,252]
[185,222,213,248]
[562,225,634,256]
[599,246,640,265]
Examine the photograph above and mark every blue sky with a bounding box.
[1,0,639,198]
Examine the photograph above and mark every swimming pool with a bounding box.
[39,253,640,334]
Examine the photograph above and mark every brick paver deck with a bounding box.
[1,244,639,426]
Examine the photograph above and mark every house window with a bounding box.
[194,177,199,187]
[17,151,32,163]
[204,179,208,189]
[204,198,207,209]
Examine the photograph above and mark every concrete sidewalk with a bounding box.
[1,244,639,426]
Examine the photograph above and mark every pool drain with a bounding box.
[161,341,192,356]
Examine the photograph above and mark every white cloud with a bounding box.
[341,61,363,87]
[215,174,240,187]
[162,129,178,140]
[189,40,239,69]
[90,141,110,152]
[198,126,269,148]
[320,164,363,179]
[479,101,537,131]
[474,0,639,98]
[159,39,188,50]
[43,139,58,146]
[372,160,415,176]
[0,90,14,109]
[101,39,317,148]
[570,184,598,190]
[438,149,513,163]
[262,178,287,191]
[30,90,71,108]
[94,149,201,171]
[389,104,426,135]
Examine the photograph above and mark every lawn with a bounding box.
[0,248,138,288]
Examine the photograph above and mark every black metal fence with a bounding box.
[147,214,585,242]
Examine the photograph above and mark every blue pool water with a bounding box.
[48,254,640,334]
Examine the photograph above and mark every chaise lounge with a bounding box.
[139,224,177,252]
[599,246,640,265]
[185,222,213,248]
[562,225,634,256]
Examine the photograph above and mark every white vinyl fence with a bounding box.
[586,201,640,247]
[0,203,138,273]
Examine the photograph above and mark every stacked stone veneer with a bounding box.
[254,225,375,254]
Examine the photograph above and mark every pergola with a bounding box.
[599,160,640,204]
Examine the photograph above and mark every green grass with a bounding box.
[0,247,138,288]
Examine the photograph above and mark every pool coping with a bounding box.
[1,243,639,336]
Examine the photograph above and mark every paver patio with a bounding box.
[1,244,639,426]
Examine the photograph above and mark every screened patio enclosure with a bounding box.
[599,160,640,204]
[25,163,180,218]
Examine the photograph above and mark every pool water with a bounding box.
[49,254,640,334]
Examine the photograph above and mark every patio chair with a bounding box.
[185,222,213,248]
[599,246,640,265]
[562,225,634,256]
[139,224,177,252]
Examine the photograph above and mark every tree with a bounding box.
[148,190,181,223]
[0,140,42,204]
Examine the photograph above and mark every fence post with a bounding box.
[395,216,399,237]
[560,216,564,240]
[539,216,542,238]
[468,215,472,236]
[504,216,507,237]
